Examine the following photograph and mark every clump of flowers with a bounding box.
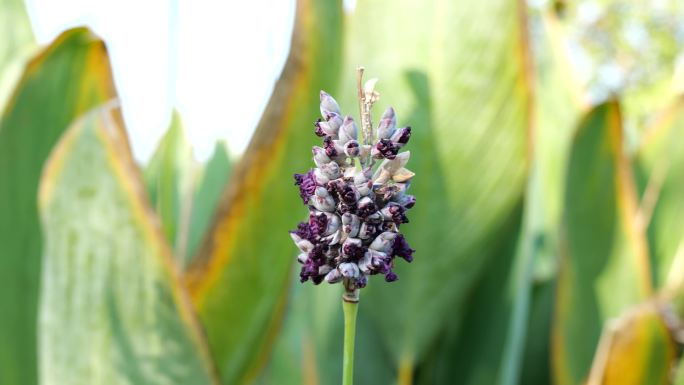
[290,79,415,291]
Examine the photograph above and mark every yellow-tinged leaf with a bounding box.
[0,27,117,385]
[185,0,343,383]
[586,303,675,385]
[553,101,653,385]
[38,103,219,385]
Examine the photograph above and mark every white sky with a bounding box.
[26,0,296,162]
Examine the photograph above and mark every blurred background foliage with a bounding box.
[2,0,684,384]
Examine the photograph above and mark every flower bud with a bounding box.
[325,268,343,283]
[313,168,330,185]
[377,107,397,139]
[342,213,361,237]
[358,252,372,274]
[369,232,398,253]
[312,146,331,167]
[358,222,380,240]
[290,232,314,253]
[312,187,336,212]
[344,140,360,157]
[323,213,341,236]
[320,90,340,117]
[339,116,358,143]
[371,139,399,160]
[357,196,377,218]
[297,253,308,264]
[342,237,365,259]
[390,126,411,145]
[318,264,333,275]
[381,203,408,224]
[339,262,360,279]
[320,161,341,179]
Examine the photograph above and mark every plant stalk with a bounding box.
[342,285,359,385]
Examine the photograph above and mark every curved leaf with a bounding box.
[38,104,218,385]
[186,141,232,267]
[144,111,197,267]
[0,0,34,110]
[552,101,652,385]
[338,0,534,369]
[634,96,684,290]
[585,303,675,385]
[0,27,117,385]
[184,0,344,383]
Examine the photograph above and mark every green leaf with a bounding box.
[0,27,117,385]
[0,0,35,110]
[38,104,218,385]
[339,0,534,369]
[186,141,232,266]
[634,97,684,290]
[183,1,344,383]
[552,101,652,385]
[144,110,197,267]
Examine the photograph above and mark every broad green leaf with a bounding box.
[585,303,675,385]
[0,0,35,110]
[186,141,232,266]
[0,28,117,385]
[415,208,522,385]
[339,0,533,370]
[634,97,684,289]
[144,111,197,267]
[38,104,218,385]
[184,0,344,383]
[553,101,652,385]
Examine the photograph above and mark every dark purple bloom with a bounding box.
[374,139,399,159]
[323,136,338,157]
[294,170,317,204]
[393,234,414,262]
[385,271,398,282]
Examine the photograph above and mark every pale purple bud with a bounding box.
[320,90,341,117]
[339,262,360,279]
[369,250,391,272]
[322,213,341,236]
[323,229,342,245]
[297,253,308,264]
[369,232,398,253]
[342,237,365,259]
[339,116,358,143]
[320,161,342,179]
[341,213,361,237]
[312,146,331,167]
[358,222,379,240]
[395,194,416,208]
[390,126,411,145]
[326,112,343,132]
[377,107,397,139]
[354,171,371,196]
[344,140,361,158]
[358,252,372,274]
[313,168,330,185]
[318,264,333,275]
[312,187,336,212]
[325,268,343,283]
[373,151,411,184]
[290,232,314,253]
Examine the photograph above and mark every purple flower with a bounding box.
[294,170,317,204]
[290,87,416,289]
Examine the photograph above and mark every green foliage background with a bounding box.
[2,0,684,384]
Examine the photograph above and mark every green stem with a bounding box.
[342,288,359,385]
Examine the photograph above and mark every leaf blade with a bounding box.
[0,27,117,385]
[38,104,218,385]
